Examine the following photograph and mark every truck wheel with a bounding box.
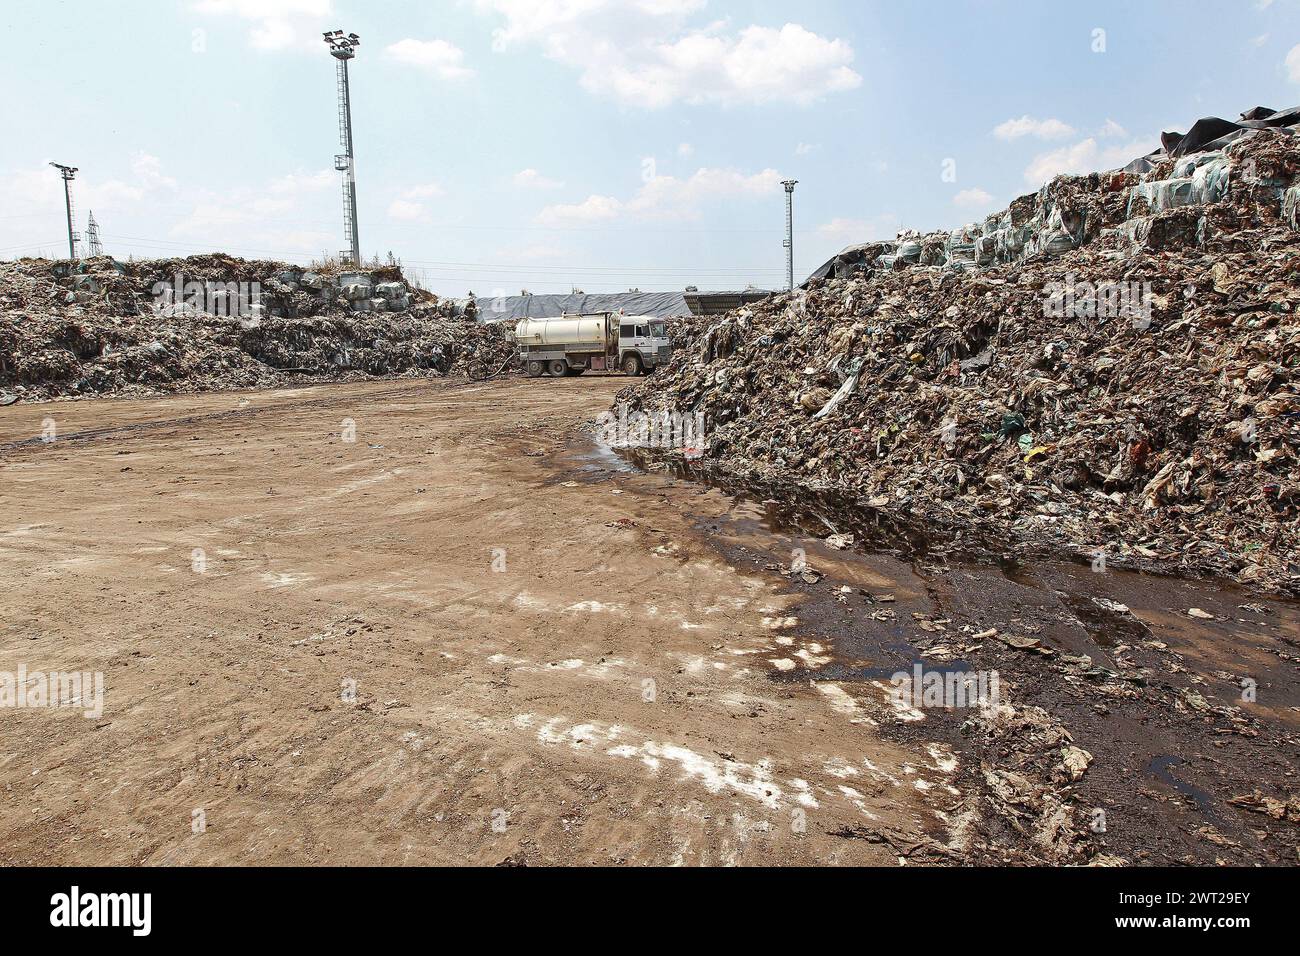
[526,360,545,378]
[547,360,568,376]
[621,354,642,376]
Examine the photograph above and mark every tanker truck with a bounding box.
[515,312,671,377]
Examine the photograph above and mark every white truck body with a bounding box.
[516,312,672,377]
[515,315,611,350]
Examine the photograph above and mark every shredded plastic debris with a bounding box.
[624,129,1300,595]
[0,254,516,400]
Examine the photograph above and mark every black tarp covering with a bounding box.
[1169,117,1248,156]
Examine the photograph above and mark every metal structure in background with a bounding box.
[781,179,798,291]
[324,30,362,266]
[85,211,104,257]
[49,163,80,260]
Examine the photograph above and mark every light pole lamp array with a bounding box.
[781,179,798,292]
[50,163,80,260]
[324,30,362,266]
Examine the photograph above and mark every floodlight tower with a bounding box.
[781,179,798,291]
[324,30,362,266]
[50,163,81,260]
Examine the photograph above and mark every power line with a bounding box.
[1,202,823,235]
[99,233,322,260]
[0,234,771,291]
[383,222,800,235]
[0,239,69,253]
[96,233,786,278]
[401,259,787,275]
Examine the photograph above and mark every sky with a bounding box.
[3,0,1300,296]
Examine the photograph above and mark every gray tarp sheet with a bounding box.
[474,291,692,323]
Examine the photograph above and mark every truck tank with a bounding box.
[514,316,613,350]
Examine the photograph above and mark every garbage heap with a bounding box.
[812,108,1300,282]
[0,254,516,400]
[619,128,1300,595]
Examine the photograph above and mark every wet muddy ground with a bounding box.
[1,376,1296,865]
[607,447,1300,864]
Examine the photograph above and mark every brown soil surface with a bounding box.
[2,377,1296,865]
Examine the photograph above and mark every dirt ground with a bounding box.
[1,376,1297,865]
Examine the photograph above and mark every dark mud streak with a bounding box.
[574,437,1300,865]
[620,446,1300,601]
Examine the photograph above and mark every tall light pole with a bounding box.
[781,179,797,291]
[324,30,362,266]
[50,163,80,260]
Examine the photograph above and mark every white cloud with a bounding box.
[1024,140,1102,184]
[163,169,337,259]
[513,168,564,189]
[993,115,1076,141]
[130,152,178,190]
[677,143,694,157]
[84,180,149,210]
[172,200,261,233]
[1097,118,1127,138]
[1023,135,1158,185]
[250,197,295,216]
[476,2,861,108]
[384,38,474,79]
[0,154,188,255]
[387,199,428,222]
[809,213,904,265]
[816,215,900,242]
[498,242,577,263]
[384,183,445,222]
[403,182,445,199]
[1251,33,1270,48]
[1286,43,1300,83]
[193,0,334,52]
[170,168,333,236]
[482,0,707,53]
[953,187,994,209]
[630,166,781,216]
[267,169,335,194]
[795,142,819,156]
[646,23,861,107]
[0,153,341,260]
[536,166,781,224]
[536,194,624,225]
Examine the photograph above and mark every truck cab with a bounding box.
[617,316,671,376]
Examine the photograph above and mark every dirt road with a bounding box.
[2,377,1297,865]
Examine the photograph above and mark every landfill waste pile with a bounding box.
[809,104,1300,282]
[619,117,1300,596]
[665,312,713,350]
[0,254,516,400]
